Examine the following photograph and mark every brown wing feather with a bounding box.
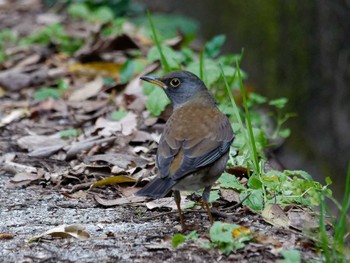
[156,104,234,180]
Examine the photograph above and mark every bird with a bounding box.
[136,70,234,230]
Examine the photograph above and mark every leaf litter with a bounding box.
[0,2,324,262]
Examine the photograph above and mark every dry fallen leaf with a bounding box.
[261,204,290,227]
[84,153,147,169]
[94,194,147,206]
[27,224,90,242]
[146,196,195,210]
[9,172,43,186]
[91,175,136,188]
[288,209,319,231]
[0,108,28,127]
[69,77,104,101]
[220,188,241,203]
[0,233,14,240]
[17,135,66,152]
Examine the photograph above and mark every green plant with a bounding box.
[60,129,80,139]
[34,79,69,101]
[203,222,252,255]
[171,231,198,248]
[319,164,350,262]
[277,249,301,263]
[20,23,84,55]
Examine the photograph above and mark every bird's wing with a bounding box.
[156,105,234,180]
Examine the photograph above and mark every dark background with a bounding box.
[138,0,350,198]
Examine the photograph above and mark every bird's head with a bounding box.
[141,70,211,108]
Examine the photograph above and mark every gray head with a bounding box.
[140,70,211,108]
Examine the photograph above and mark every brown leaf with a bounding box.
[0,108,28,127]
[65,136,116,160]
[94,194,146,206]
[17,135,67,152]
[146,196,194,210]
[220,189,241,203]
[131,130,153,143]
[0,233,14,240]
[261,204,290,227]
[288,209,319,231]
[68,77,104,101]
[84,153,148,169]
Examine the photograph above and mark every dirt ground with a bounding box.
[0,172,323,263]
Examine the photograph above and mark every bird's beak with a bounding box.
[140,76,167,89]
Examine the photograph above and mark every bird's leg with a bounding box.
[174,190,186,231]
[202,186,214,225]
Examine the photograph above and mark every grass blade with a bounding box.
[147,10,170,72]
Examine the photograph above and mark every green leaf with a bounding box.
[93,6,114,23]
[205,34,226,58]
[172,233,186,248]
[209,190,220,202]
[57,79,69,90]
[133,14,198,40]
[247,92,267,107]
[278,128,291,138]
[242,189,264,211]
[60,129,79,139]
[325,176,332,185]
[147,45,181,70]
[186,59,220,87]
[171,231,198,248]
[248,176,262,190]
[101,18,125,37]
[277,249,301,263]
[269,97,288,109]
[119,59,134,83]
[218,173,246,191]
[68,3,90,20]
[210,222,240,243]
[34,87,62,101]
[111,110,127,121]
[145,87,170,116]
[284,170,313,181]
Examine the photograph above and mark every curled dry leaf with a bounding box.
[3,160,37,175]
[8,172,43,187]
[84,153,148,170]
[220,188,241,203]
[17,135,67,152]
[95,112,137,137]
[261,204,290,227]
[65,136,117,160]
[94,193,147,207]
[27,224,90,243]
[146,196,194,210]
[68,77,104,101]
[28,144,66,158]
[287,210,319,231]
[0,108,29,127]
[0,233,14,240]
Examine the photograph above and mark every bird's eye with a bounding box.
[170,78,181,87]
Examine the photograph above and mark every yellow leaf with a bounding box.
[68,62,122,79]
[232,226,251,238]
[91,175,136,188]
[262,175,279,182]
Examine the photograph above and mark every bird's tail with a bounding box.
[135,177,176,198]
